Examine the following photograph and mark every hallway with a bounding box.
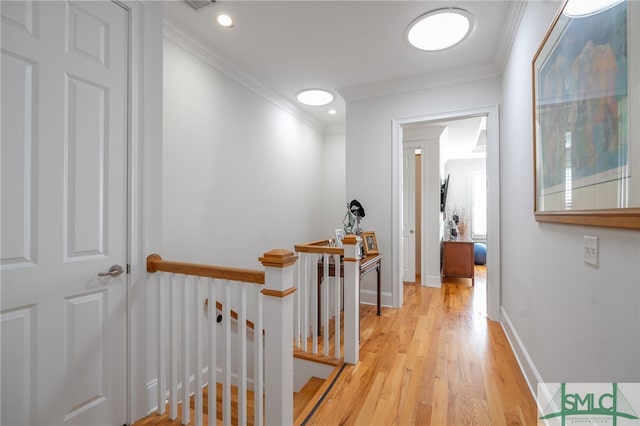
[135,266,537,425]
[304,266,537,425]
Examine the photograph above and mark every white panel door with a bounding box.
[1,1,128,425]
[402,148,416,282]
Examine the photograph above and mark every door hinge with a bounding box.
[126,264,131,274]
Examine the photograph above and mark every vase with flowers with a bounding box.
[447,207,470,238]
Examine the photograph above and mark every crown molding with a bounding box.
[338,62,501,102]
[162,22,326,134]
[493,0,528,72]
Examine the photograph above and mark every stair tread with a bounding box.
[297,377,325,396]
[294,377,325,420]
[294,347,342,366]
[293,362,344,425]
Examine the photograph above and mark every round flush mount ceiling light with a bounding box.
[217,14,234,28]
[562,0,623,17]
[406,8,473,51]
[296,89,334,106]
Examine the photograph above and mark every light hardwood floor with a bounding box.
[303,266,537,425]
[135,266,538,425]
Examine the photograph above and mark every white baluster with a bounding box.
[207,279,217,426]
[301,252,309,352]
[323,253,329,357]
[158,273,167,414]
[311,254,318,354]
[223,282,231,426]
[194,277,203,426]
[182,275,191,425]
[294,259,300,347]
[238,284,247,426]
[253,285,264,426]
[170,274,178,419]
[333,254,341,359]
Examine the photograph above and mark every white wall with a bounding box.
[322,130,346,237]
[424,139,442,287]
[162,38,324,269]
[143,35,328,415]
[345,78,501,307]
[444,157,486,238]
[501,0,640,392]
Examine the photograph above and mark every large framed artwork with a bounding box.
[532,0,640,229]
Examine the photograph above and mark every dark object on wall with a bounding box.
[440,174,450,212]
[349,199,365,218]
[349,199,365,235]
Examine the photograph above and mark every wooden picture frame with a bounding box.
[532,0,640,229]
[362,231,378,255]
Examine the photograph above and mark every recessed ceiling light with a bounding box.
[406,8,473,51]
[217,14,234,28]
[296,89,334,106]
[563,0,623,17]
[328,109,337,115]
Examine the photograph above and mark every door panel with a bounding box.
[1,50,37,267]
[65,74,108,259]
[402,148,416,281]
[1,2,128,425]
[0,306,35,426]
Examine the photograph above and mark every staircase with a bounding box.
[142,236,362,425]
[134,366,341,426]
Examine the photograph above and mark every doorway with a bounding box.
[402,116,488,299]
[393,105,501,320]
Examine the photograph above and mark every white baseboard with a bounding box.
[145,379,159,415]
[500,307,546,414]
[360,289,392,308]
[425,274,441,288]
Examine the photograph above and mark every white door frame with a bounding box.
[391,105,501,320]
[119,1,163,423]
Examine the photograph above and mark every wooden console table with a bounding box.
[441,237,474,285]
[317,253,382,333]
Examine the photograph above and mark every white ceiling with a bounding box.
[164,1,525,132]
[402,116,486,160]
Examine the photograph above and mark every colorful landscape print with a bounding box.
[537,2,628,191]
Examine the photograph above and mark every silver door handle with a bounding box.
[98,264,124,277]
[410,230,414,234]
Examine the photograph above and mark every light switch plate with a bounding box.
[583,235,598,266]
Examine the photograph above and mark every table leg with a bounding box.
[376,264,381,316]
[317,275,322,336]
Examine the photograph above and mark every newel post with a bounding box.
[259,249,297,426]
[342,235,361,364]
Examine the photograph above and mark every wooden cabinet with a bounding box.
[441,237,475,285]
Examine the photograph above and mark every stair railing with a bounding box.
[293,235,361,364]
[147,249,296,426]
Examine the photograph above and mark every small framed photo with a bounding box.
[335,228,345,248]
[362,231,378,255]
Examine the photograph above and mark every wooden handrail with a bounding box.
[294,240,344,255]
[147,254,265,284]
